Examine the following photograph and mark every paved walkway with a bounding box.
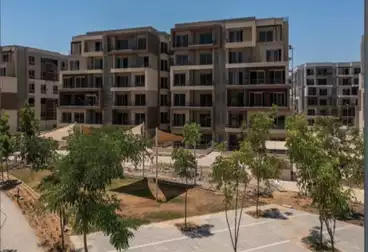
[0,192,42,252]
[70,204,363,252]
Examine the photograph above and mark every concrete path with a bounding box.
[275,180,365,203]
[0,192,43,252]
[70,204,363,252]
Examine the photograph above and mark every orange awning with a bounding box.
[156,128,183,144]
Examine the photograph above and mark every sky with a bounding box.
[0,0,363,66]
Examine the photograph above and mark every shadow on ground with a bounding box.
[175,223,215,239]
[0,179,21,191]
[301,226,339,252]
[111,178,194,202]
[247,207,291,220]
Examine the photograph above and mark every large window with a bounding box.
[160,112,169,123]
[135,113,146,124]
[134,75,145,87]
[266,49,282,62]
[268,70,284,84]
[135,94,146,106]
[200,53,212,65]
[176,55,189,65]
[62,112,72,123]
[173,114,185,126]
[199,33,213,44]
[174,73,186,86]
[160,94,169,106]
[174,35,188,47]
[249,71,265,84]
[228,71,244,85]
[258,30,273,42]
[270,93,286,106]
[173,94,186,106]
[200,73,212,85]
[228,30,243,43]
[117,40,129,50]
[229,51,243,63]
[137,38,147,50]
[74,112,85,123]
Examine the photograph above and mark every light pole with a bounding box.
[364,0,368,250]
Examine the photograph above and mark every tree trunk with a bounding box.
[319,215,323,247]
[83,231,88,252]
[256,177,260,216]
[184,176,188,228]
[193,146,197,185]
[5,161,9,181]
[59,210,65,251]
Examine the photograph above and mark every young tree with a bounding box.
[0,112,11,181]
[241,108,282,216]
[50,127,142,252]
[171,147,196,228]
[211,149,252,252]
[286,114,359,251]
[183,123,201,183]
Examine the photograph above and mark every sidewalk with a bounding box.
[0,192,42,252]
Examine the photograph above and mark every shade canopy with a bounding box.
[155,128,183,144]
[40,123,75,142]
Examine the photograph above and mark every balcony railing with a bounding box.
[113,101,146,106]
[113,82,145,88]
[173,81,214,87]
[59,100,100,107]
[172,102,213,107]
[61,83,102,89]
[174,59,213,66]
[114,63,151,69]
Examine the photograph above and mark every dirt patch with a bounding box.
[261,191,364,226]
[302,227,342,252]
[114,179,255,224]
[246,207,290,220]
[3,181,75,251]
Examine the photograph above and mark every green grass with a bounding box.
[107,177,140,191]
[9,168,50,190]
[143,211,184,221]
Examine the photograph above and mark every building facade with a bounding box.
[293,62,361,126]
[170,17,290,149]
[58,27,170,136]
[0,45,67,132]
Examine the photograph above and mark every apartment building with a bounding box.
[58,27,170,136]
[170,17,290,149]
[293,62,361,126]
[0,45,66,132]
[358,36,364,131]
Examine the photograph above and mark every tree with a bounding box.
[0,112,11,181]
[285,114,360,251]
[211,150,252,252]
[49,127,142,252]
[171,147,196,228]
[183,123,201,183]
[241,108,282,216]
[18,102,57,170]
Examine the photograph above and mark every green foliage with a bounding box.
[19,102,39,136]
[0,112,11,159]
[285,115,362,250]
[42,126,144,251]
[183,122,201,147]
[171,148,197,179]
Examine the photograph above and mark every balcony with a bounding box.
[60,81,102,92]
[226,56,287,69]
[111,62,151,73]
[111,81,146,92]
[59,98,101,109]
[112,100,147,109]
[172,102,213,110]
[171,81,214,91]
[171,58,213,71]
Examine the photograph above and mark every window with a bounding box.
[307,109,315,116]
[29,83,35,93]
[160,94,169,106]
[117,40,129,50]
[174,73,186,86]
[160,112,169,123]
[176,55,189,65]
[229,51,243,63]
[354,68,361,75]
[200,53,212,65]
[268,70,284,84]
[319,99,328,106]
[258,30,273,42]
[174,35,188,47]
[354,78,359,85]
[270,93,286,106]
[174,94,186,106]
[160,77,169,89]
[95,41,102,52]
[28,97,35,107]
[160,42,168,54]
[249,93,263,106]
[115,94,128,106]
[74,112,85,123]
[2,54,9,62]
[249,71,265,84]
[53,85,58,94]
[307,97,318,106]
[160,60,168,71]
[317,78,327,85]
[199,94,212,106]
[319,88,328,96]
[28,70,35,79]
[62,112,72,123]
[134,75,145,87]
[135,113,146,124]
[137,38,147,50]
[200,73,212,85]
[199,33,213,44]
[95,76,102,87]
[352,87,359,95]
[75,77,86,88]
[41,84,47,94]
[307,69,315,76]
[308,87,317,96]
[70,60,80,70]
[266,49,282,62]
[173,114,186,126]
[228,30,243,43]
[199,114,211,127]
[71,42,82,55]
[306,79,314,86]
[135,94,146,106]
[28,56,35,65]
[228,71,244,85]
[0,67,6,76]
[342,78,351,86]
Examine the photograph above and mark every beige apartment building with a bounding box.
[58,27,170,136]
[170,17,290,149]
[293,62,361,126]
[0,45,67,132]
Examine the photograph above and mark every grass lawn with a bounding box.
[9,168,51,190]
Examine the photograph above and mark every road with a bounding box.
[0,192,43,252]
